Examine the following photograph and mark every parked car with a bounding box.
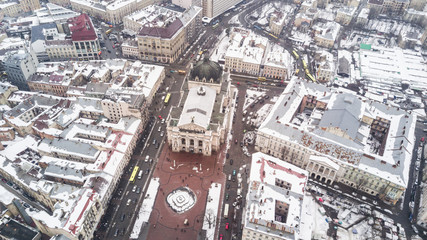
[230,159,233,165]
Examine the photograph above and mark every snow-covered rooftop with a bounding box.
[258,77,416,188]
[244,152,309,239]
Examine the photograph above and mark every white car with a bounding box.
[126,199,131,206]
[145,155,149,162]
[132,185,137,192]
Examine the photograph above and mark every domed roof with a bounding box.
[190,58,223,83]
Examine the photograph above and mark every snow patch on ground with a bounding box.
[202,183,222,240]
[130,178,160,239]
[243,88,266,111]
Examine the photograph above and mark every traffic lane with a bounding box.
[220,85,249,239]
[105,122,158,238]
[111,148,156,239]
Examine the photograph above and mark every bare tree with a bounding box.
[204,209,216,229]
[356,178,369,191]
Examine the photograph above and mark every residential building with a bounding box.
[313,21,341,48]
[294,11,314,28]
[121,40,139,58]
[382,0,409,15]
[368,0,409,15]
[314,50,335,83]
[335,6,356,25]
[30,23,60,62]
[255,77,416,205]
[347,0,360,8]
[0,2,21,18]
[300,0,317,13]
[0,82,18,106]
[262,48,292,80]
[403,8,427,28]
[0,0,40,19]
[3,47,39,90]
[241,152,312,240]
[409,0,426,11]
[167,58,233,156]
[269,10,286,36]
[172,0,201,9]
[45,14,100,61]
[356,7,370,26]
[70,0,155,25]
[225,28,268,75]
[19,0,41,12]
[0,216,41,240]
[0,99,143,240]
[203,0,243,18]
[133,5,202,63]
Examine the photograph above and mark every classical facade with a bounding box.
[133,5,202,63]
[4,48,39,90]
[167,59,233,156]
[45,14,100,61]
[70,0,154,25]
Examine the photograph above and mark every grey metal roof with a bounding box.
[319,93,362,140]
[31,23,57,43]
[177,86,216,129]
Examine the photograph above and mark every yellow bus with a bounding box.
[302,60,308,70]
[258,77,266,81]
[268,33,278,39]
[292,50,299,60]
[105,29,112,35]
[129,166,139,183]
[164,93,171,105]
[306,73,316,83]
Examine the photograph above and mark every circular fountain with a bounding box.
[166,187,196,214]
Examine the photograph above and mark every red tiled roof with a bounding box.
[68,14,97,42]
[138,18,183,39]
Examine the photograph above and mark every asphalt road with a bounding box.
[94,65,189,240]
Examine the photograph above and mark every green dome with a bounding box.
[190,58,223,83]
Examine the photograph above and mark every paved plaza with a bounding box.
[146,144,226,240]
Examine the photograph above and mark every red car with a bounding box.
[158,115,162,119]
[421,137,425,142]
[225,223,229,230]
[219,234,223,240]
